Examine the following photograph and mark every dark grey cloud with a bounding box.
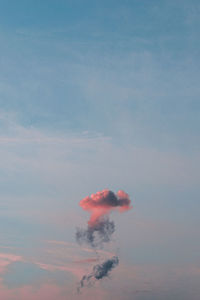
[77,256,119,292]
[76,217,115,248]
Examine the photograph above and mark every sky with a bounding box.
[0,0,199,299]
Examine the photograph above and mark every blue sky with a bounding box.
[0,1,199,299]
[0,0,199,145]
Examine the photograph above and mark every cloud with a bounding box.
[76,190,131,292]
[0,253,23,275]
[78,256,119,292]
[76,218,115,248]
[76,189,132,247]
[73,258,99,264]
[80,190,131,226]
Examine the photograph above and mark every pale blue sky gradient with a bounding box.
[0,1,199,299]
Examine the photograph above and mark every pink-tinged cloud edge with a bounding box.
[79,189,132,226]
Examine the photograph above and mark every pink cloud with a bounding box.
[80,189,132,226]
